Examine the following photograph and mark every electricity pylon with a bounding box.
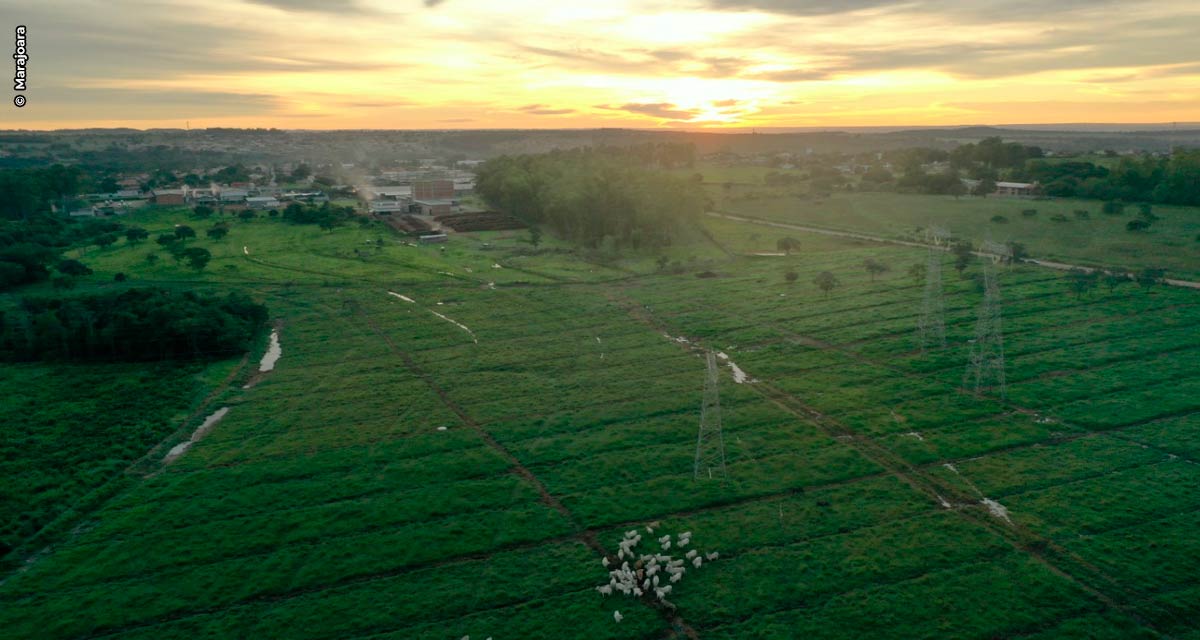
[917,247,947,351]
[694,351,728,481]
[963,260,1007,399]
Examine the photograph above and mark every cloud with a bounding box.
[424,0,446,6]
[600,102,701,121]
[519,104,577,115]
[244,0,371,13]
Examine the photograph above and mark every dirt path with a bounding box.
[709,212,1200,290]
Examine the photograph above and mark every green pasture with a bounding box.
[1,204,1198,638]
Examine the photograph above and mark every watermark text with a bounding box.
[13,25,27,107]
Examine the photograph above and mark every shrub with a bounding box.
[1021,209,1038,217]
[990,215,1008,224]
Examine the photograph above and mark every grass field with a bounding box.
[1,206,1197,639]
[713,190,1200,279]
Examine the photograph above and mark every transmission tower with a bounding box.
[694,352,728,481]
[917,247,947,351]
[963,260,1007,399]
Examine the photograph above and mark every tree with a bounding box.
[1101,200,1125,215]
[1136,267,1165,289]
[814,271,839,297]
[56,259,92,277]
[951,241,973,276]
[990,215,1008,224]
[52,275,77,290]
[114,272,127,282]
[1065,268,1099,298]
[144,253,159,265]
[94,233,119,250]
[156,234,177,248]
[529,225,543,248]
[656,255,670,271]
[776,237,800,255]
[1103,271,1129,292]
[207,225,229,240]
[181,247,212,272]
[174,225,196,241]
[238,210,256,221]
[1006,241,1029,262]
[192,205,214,219]
[863,258,889,282]
[125,227,149,245]
[907,262,926,285]
[784,269,798,285]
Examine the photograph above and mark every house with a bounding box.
[153,188,187,205]
[994,181,1037,197]
[187,186,219,205]
[246,196,281,210]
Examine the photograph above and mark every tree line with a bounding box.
[0,288,267,362]
[1016,150,1200,206]
[474,148,706,250]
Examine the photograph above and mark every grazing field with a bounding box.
[712,190,1200,279]
[1,206,1197,639]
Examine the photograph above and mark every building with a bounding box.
[418,233,448,244]
[153,188,187,205]
[68,206,98,217]
[219,188,249,203]
[246,196,281,210]
[368,200,407,214]
[413,199,452,216]
[413,180,454,201]
[994,181,1037,197]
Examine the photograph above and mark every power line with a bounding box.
[963,259,1007,399]
[917,246,946,351]
[694,351,727,482]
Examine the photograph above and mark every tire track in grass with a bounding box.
[359,297,700,639]
[613,288,1175,637]
[0,352,252,586]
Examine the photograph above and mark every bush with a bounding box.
[1050,214,1069,222]
[1101,200,1125,215]
[1073,209,1090,219]
[990,215,1008,224]
[1021,209,1038,217]
[1126,219,1152,232]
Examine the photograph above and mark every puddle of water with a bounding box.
[242,246,249,255]
[981,498,1012,524]
[715,351,756,384]
[163,407,230,464]
[752,252,786,256]
[259,330,282,372]
[387,291,477,343]
[936,494,952,509]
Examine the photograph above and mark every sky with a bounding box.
[4,0,1200,130]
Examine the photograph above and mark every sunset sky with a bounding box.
[6,0,1200,129]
